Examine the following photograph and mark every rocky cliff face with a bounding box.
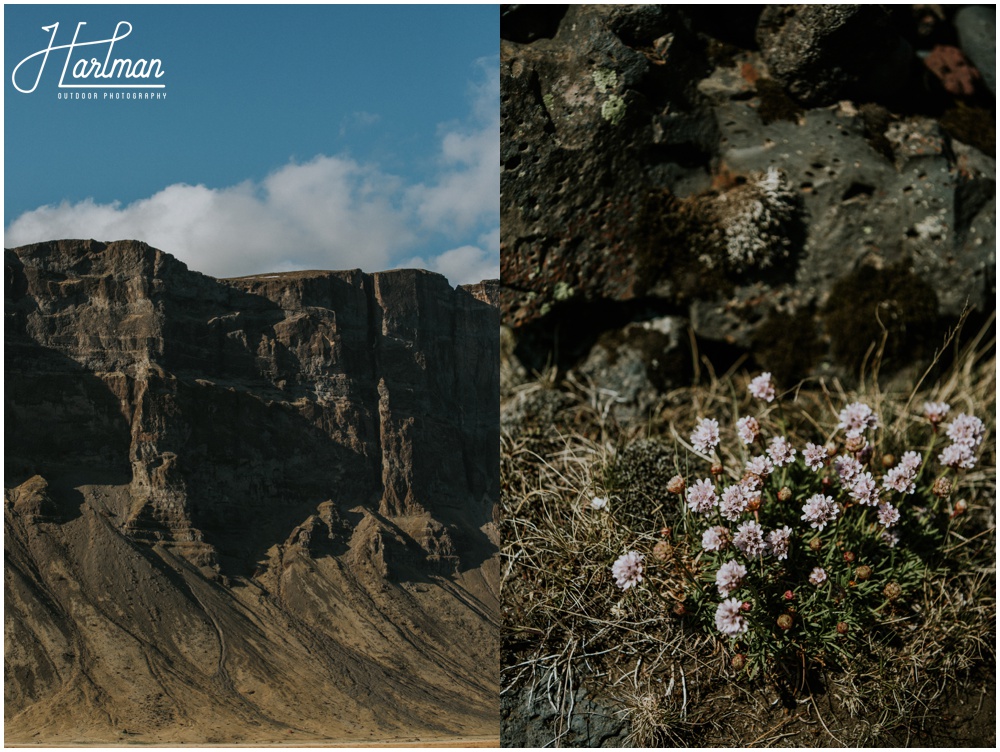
[4,239,500,744]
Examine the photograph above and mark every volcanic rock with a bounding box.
[500,5,995,407]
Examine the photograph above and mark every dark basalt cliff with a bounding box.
[4,239,500,744]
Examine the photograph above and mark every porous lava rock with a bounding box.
[500,4,995,400]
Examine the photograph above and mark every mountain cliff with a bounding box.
[4,239,500,744]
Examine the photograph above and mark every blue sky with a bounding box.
[4,5,498,284]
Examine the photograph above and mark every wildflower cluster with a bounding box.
[609,371,988,676]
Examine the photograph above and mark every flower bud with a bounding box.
[951,499,968,518]
[777,613,794,630]
[881,453,896,468]
[855,565,872,581]
[932,477,952,498]
[666,475,685,495]
[710,463,724,477]
[652,541,672,561]
[746,497,761,512]
[740,601,752,612]
[783,589,795,601]
[778,486,792,502]
[821,476,832,488]
[809,537,822,552]
[843,551,856,563]
[845,436,865,453]
[836,621,849,635]
[672,602,687,616]
[884,582,902,600]
[731,653,746,671]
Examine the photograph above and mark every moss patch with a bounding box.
[940,102,995,157]
[633,189,730,301]
[822,263,940,376]
[755,77,804,125]
[604,438,682,528]
[750,308,824,386]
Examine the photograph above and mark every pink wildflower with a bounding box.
[715,598,749,637]
[803,442,827,471]
[834,455,863,484]
[611,551,644,590]
[939,443,977,470]
[748,372,776,402]
[808,567,827,586]
[882,465,916,495]
[881,529,899,548]
[767,525,792,560]
[685,478,718,516]
[837,402,878,439]
[691,417,721,454]
[736,416,760,445]
[701,526,729,552]
[745,455,774,479]
[945,413,985,449]
[923,401,950,424]
[800,493,839,530]
[734,520,767,557]
[900,451,922,471]
[767,436,796,467]
[715,560,747,597]
[877,502,900,528]
[719,484,751,521]
[849,471,880,506]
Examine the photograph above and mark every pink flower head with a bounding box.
[715,597,749,637]
[611,551,644,590]
[715,560,747,597]
[686,478,718,516]
[801,493,839,530]
[734,520,767,557]
[767,525,792,560]
[900,451,922,471]
[945,413,985,449]
[923,401,950,424]
[745,455,774,479]
[877,501,900,528]
[803,442,827,471]
[837,402,878,439]
[691,417,721,454]
[882,464,916,495]
[849,471,880,506]
[809,567,827,586]
[737,416,760,445]
[939,443,977,470]
[748,372,775,402]
[881,529,899,548]
[834,455,863,484]
[719,484,750,521]
[767,436,797,467]
[701,525,729,552]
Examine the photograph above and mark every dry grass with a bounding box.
[501,315,996,745]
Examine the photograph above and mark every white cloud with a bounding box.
[407,57,499,236]
[5,61,499,287]
[400,236,499,285]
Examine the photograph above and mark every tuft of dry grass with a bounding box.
[501,315,996,745]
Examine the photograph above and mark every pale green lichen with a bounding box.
[542,93,555,112]
[593,68,617,94]
[553,281,575,301]
[540,302,553,317]
[601,96,626,125]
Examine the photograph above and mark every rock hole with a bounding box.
[841,182,876,202]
